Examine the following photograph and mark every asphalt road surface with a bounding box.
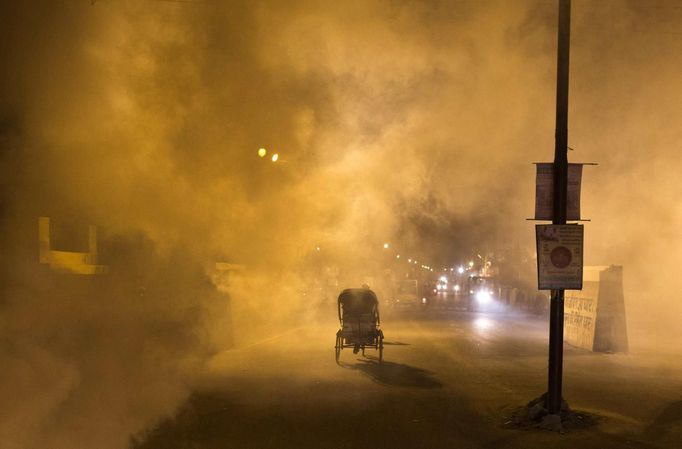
[135,307,682,449]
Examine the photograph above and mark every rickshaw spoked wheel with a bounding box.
[335,335,342,364]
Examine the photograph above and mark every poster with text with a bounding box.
[536,224,584,290]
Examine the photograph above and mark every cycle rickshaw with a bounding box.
[335,288,384,363]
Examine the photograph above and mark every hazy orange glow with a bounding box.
[1,1,681,448]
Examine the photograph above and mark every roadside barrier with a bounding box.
[564,265,628,352]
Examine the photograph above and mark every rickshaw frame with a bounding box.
[335,288,384,363]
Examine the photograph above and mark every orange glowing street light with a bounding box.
[257,147,280,163]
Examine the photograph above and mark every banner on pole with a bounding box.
[536,224,583,290]
[535,163,583,220]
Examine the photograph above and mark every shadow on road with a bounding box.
[643,400,682,442]
[347,359,442,389]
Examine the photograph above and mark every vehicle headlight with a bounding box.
[475,290,491,303]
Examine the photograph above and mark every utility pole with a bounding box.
[547,0,571,415]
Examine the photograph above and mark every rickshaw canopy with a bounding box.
[337,288,379,320]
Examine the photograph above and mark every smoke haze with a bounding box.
[1,1,681,447]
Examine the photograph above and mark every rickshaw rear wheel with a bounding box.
[335,335,342,364]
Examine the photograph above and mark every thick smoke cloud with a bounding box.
[569,0,682,342]
[1,0,680,448]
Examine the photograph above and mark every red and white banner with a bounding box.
[535,163,583,221]
[536,224,584,290]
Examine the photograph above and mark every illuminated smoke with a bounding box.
[1,1,680,448]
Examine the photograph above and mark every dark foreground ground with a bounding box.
[134,307,682,449]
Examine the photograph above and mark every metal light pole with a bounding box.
[547,0,571,415]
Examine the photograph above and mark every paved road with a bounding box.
[135,308,682,449]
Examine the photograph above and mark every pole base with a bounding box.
[539,413,563,432]
[504,393,598,433]
[526,393,571,432]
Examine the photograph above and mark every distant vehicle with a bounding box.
[435,277,448,292]
[392,279,426,308]
[466,276,499,312]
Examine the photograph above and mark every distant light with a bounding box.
[468,261,474,267]
[396,254,400,259]
[439,276,447,283]
[421,298,427,304]
[430,268,434,272]
[383,243,390,249]
[458,266,465,274]
[408,258,412,263]
[414,261,418,264]
[315,246,321,251]
[271,153,279,162]
[454,284,460,292]
[258,148,267,157]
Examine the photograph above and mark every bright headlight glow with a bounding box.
[475,290,491,303]
[474,317,494,332]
